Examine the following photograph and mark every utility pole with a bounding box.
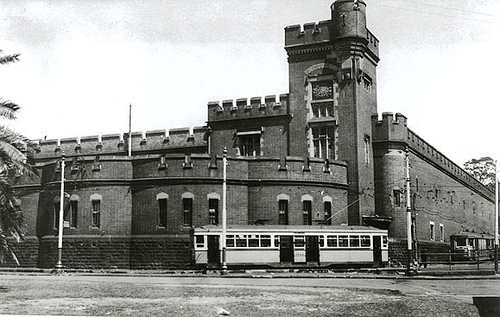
[495,160,498,274]
[53,153,65,274]
[405,148,413,276]
[221,147,228,275]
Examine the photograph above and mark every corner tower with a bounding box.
[284,0,380,224]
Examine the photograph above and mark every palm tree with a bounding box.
[0,50,35,265]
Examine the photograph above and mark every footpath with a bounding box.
[0,264,499,280]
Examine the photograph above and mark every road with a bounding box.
[2,273,499,304]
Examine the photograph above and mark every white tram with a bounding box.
[194,225,388,269]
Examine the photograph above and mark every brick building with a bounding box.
[8,0,495,269]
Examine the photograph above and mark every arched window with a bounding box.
[90,194,102,228]
[182,192,194,227]
[323,196,332,225]
[69,194,79,228]
[301,194,313,225]
[156,193,169,228]
[277,194,289,225]
[207,193,220,225]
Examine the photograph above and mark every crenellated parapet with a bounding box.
[284,20,332,49]
[372,112,494,201]
[33,126,208,160]
[372,112,408,143]
[406,129,494,200]
[207,94,289,122]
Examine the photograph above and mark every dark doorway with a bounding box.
[306,236,320,263]
[373,236,382,267]
[280,236,293,263]
[207,236,220,265]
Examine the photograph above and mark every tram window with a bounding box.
[294,236,305,248]
[226,235,235,248]
[274,236,280,247]
[236,235,247,247]
[338,235,349,247]
[319,236,325,247]
[261,235,271,247]
[361,236,371,247]
[456,238,466,246]
[468,239,474,247]
[327,235,337,247]
[382,236,388,248]
[249,236,259,247]
[350,236,360,247]
[195,235,205,248]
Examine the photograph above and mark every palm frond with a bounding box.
[0,53,20,65]
[0,101,19,120]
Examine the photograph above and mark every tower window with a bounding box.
[183,198,193,227]
[208,198,219,225]
[91,198,101,228]
[311,102,334,118]
[312,126,335,159]
[302,200,312,225]
[430,222,435,241]
[69,195,79,228]
[156,193,169,228]
[364,135,371,164]
[237,131,261,157]
[324,201,332,225]
[278,200,289,225]
[393,190,401,207]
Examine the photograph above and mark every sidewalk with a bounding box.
[0,265,498,280]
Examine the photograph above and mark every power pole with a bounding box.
[495,160,498,274]
[405,148,413,276]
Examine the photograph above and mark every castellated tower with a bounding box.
[284,0,380,225]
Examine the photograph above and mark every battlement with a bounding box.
[32,126,208,159]
[207,94,289,122]
[284,20,332,48]
[406,129,494,200]
[365,29,379,58]
[372,112,408,142]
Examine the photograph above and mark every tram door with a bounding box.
[373,236,382,267]
[306,236,320,264]
[207,236,221,265]
[280,236,294,263]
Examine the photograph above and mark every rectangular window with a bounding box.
[361,236,371,247]
[430,222,435,241]
[278,200,289,225]
[312,126,335,159]
[183,198,193,227]
[439,224,444,242]
[302,200,312,225]
[238,133,260,157]
[226,235,235,248]
[195,235,204,248]
[261,235,271,248]
[350,235,360,247]
[338,235,349,247]
[208,198,219,225]
[248,235,259,248]
[236,235,247,247]
[158,198,167,228]
[324,201,332,225]
[91,199,101,228]
[69,200,78,228]
[327,235,338,247]
[393,190,401,207]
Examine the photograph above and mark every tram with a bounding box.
[450,231,494,261]
[194,225,388,269]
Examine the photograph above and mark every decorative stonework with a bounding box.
[312,82,333,100]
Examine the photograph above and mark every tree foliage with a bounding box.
[0,50,36,265]
[463,156,496,189]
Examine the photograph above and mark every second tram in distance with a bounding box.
[194,225,388,269]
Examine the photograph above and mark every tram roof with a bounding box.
[450,231,494,239]
[194,225,386,233]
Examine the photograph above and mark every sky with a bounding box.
[0,0,499,166]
